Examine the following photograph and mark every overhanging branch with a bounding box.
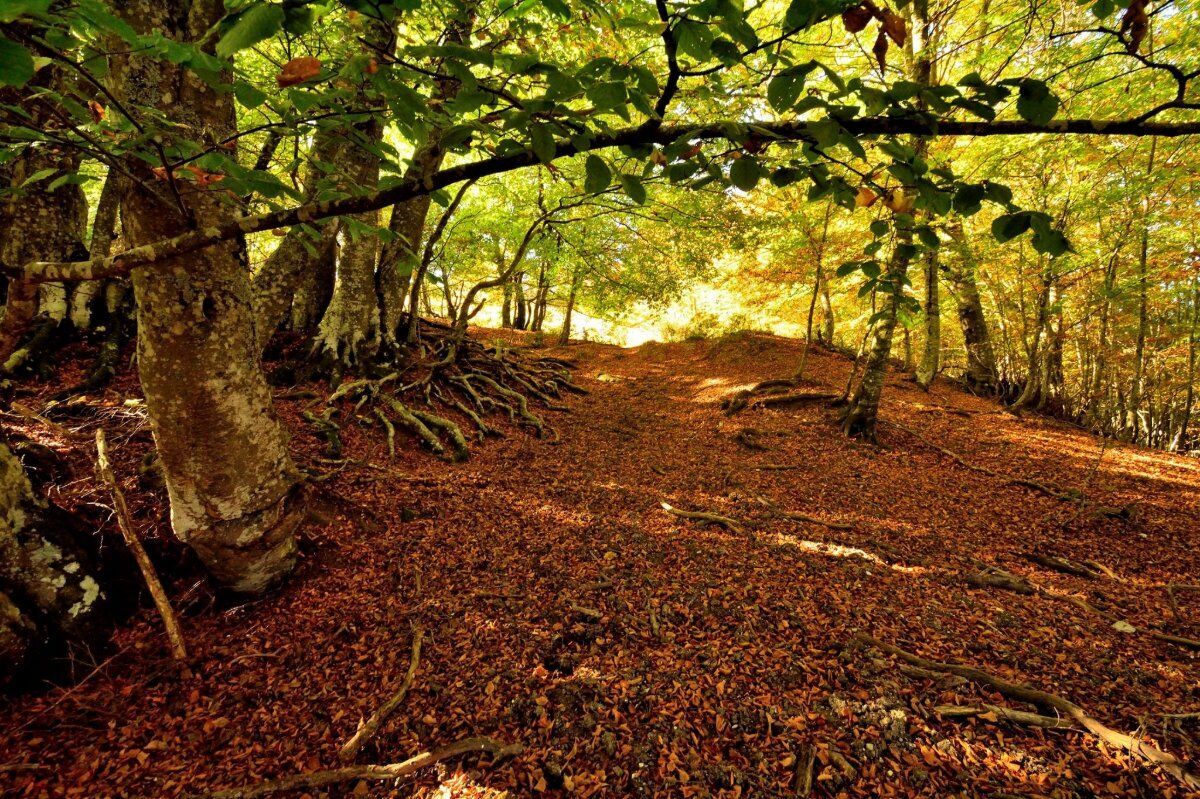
[14,115,1200,284]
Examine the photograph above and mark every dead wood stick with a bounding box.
[752,391,838,409]
[95,430,189,669]
[935,703,1073,729]
[192,736,521,799]
[339,626,425,760]
[1025,552,1096,578]
[855,633,1200,790]
[660,502,744,535]
[793,745,816,796]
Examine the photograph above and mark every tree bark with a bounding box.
[943,220,998,392]
[841,223,915,440]
[0,440,110,685]
[559,267,580,345]
[377,6,477,346]
[840,0,931,439]
[113,0,302,593]
[252,128,343,344]
[915,247,940,389]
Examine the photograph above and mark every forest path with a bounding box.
[3,331,1199,798]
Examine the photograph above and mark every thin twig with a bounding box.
[95,429,189,670]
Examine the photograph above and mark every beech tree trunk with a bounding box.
[113,0,302,593]
[841,0,931,440]
[377,7,476,345]
[943,221,998,392]
[253,129,343,343]
[915,248,940,389]
[560,268,580,345]
[311,18,392,363]
[0,441,110,685]
[0,98,88,366]
[841,224,914,440]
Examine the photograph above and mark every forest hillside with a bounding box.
[1,331,1198,798]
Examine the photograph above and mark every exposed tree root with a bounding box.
[966,563,1200,650]
[660,502,744,535]
[52,319,131,399]
[301,409,342,459]
[722,377,838,416]
[1167,584,1200,626]
[884,420,1127,513]
[856,633,1200,790]
[339,626,424,760]
[964,565,1034,595]
[190,736,522,799]
[1025,552,1102,579]
[310,320,574,459]
[935,703,1073,729]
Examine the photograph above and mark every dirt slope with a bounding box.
[2,332,1199,798]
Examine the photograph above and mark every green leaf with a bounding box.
[233,81,267,109]
[0,37,34,87]
[1016,79,1059,126]
[0,0,51,23]
[619,173,646,204]
[953,183,986,215]
[728,156,762,191]
[992,212,1032,243]
[916,226,940,249]
[836,261,861,278]
[216,2,285,58]
[584,154,611,193]
[529,123,556,164]
[541,0,571,19]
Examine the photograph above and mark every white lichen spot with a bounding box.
[69,575,101,617]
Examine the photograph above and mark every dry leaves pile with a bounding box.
[1,330,1198,798]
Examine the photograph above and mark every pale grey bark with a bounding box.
[113,0,302,592]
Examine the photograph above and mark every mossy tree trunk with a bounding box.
[112,0,302,593]
[252,128,345,344]
[943,220,998,392]
[0,441,110,686]
[377,6,477,346]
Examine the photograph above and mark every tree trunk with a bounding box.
[68,171,126,331]
[841,224,915,440]
[0,440,111,685]
[377,7,476,345]
[915,248,940,389]
[943,220,998,392]
[840,0,931,439]
[512,272,528,330]
[1173,276,1199,450]
[0,127,88,366]
[311,126,385,363]
[1011,265,1053,411]
[113,0,302,593]
[252,128,343,344]
[559,268,580,345]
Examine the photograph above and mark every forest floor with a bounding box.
[2,330,1200,799]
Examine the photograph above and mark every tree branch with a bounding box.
[14,115,1200,284]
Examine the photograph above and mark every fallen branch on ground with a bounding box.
[190,736,521,799]
[884,420,1095,507]
[95,429,190,671]
[339,626,425,760]
[1167,584,1200,625]
[855,633,1200,790]
[935,704,1072,729]
[1025,552,1100,579]
[660,502,744,535]
[966,564,1200,651]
